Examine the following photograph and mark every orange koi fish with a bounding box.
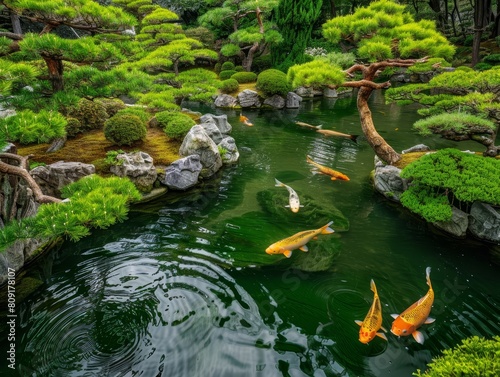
[355,279,387,344]
[265,221,334,258]
[306,155,350,181]
[240,115,253,126]
[316,129,359,143]
[391,267,435,344]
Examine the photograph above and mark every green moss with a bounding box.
[414,336,500,377]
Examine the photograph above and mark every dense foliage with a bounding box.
[400,149,500,222]
[414,336,500,377]
[103,114,147,146]
[219,78,239,94]
[155,111,195,140]
[0,175,141,251]
[256,69,291,97]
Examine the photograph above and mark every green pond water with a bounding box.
[2,91,500,377]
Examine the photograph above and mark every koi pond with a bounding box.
[2,91,500,376]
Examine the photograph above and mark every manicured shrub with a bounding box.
[155,111,195,140]
[0,109,67,144]
[219,70,237,80]
[103,114,147,146]
[65,117,82,138]
[68,98,109,131]
[219,79,239,94]
[252,55,272,73]
[95,98,126,117]
[221,61,235,71]
[414,336,500,376]
[400,148,500,222]
[256,69,291,97]
[115,107,151,123]
[231,71,257,83]
[234,65,245,72]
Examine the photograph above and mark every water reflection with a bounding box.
[3,92,500,377]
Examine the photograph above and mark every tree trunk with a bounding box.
[10,12,22,35]
[357,87,401,165]
[0,154,61,204]
[472,0,492,67]
[42,55,64,92]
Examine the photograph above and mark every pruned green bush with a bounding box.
[0,175,141,251]
[256,69,291,97]
[95,98,126,117]
[103,114,147,146]
[155,111,195,140]
[115,107,151,123]
[400,148,500,222]
[219,70,237,80]
[221,61,235,71]
[231,71,257,83]
[414,336,500,377]
[65,117,82,138]
[234,65,245,72]
[220,78,239,94]
[0,109,67,144]
[68,98,109,131]
[413,112,496,136]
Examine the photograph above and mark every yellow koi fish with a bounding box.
[391,267,435,344]
[275,178,303,213]
[295,121,322,130]
[306,155,350,181]
[316,129,359,143]
[355,279,387,344]
[240,115,253,126]
[265,221,334,258]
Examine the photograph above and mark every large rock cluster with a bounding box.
[372,145,500,243]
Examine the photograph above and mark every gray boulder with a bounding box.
[214,94,237,108]
[402,144,431,154]
[237,89,261,108]
[200,114,232,135]
[286,92,303,108]
[163,155,203,190]
[469,202,500,243]
[263,95,285,109]
[433,206,469,238]
[323,88,338,98]
[110,151,157,193]
[180,125,222,178]
[372,157,408,202]
[200,120,223,144]
[218,136,239,164]
[31,161,95,198]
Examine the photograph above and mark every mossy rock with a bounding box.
[256,189,349,232]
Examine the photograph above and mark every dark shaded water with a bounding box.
[2,91,500,376]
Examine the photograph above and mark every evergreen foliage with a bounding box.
[67,98,109,131]
[287,60,345,90]
[400,149,500,222]
[272,0,323,71]
[413,112,495,137]
[0,109,67,144]
[322,0,455,62]
[103,114,147,146]
[221,61,236,71]
[155,111,195,140]
[414,336,500,377]
[231,72,257,83]
[0,175,141,251]
[256,69,291,97]
[219,79,239,94]
[219,70,237,80]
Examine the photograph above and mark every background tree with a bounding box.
[271,0,323,72]
[0,0,136,92]
[386,65,500,156]
[198,0,281,71]
[288,0,455,165]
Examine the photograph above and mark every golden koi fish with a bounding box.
[355,279,387,344]
[295,121,322,130]
[265,221,334,258]
[306,155,350,181]
[316,129,359,143]
[240,115,253,126]
[391,267,435,344]
[275,178,303,213]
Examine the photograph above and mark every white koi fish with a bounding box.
[275,178,303,213]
